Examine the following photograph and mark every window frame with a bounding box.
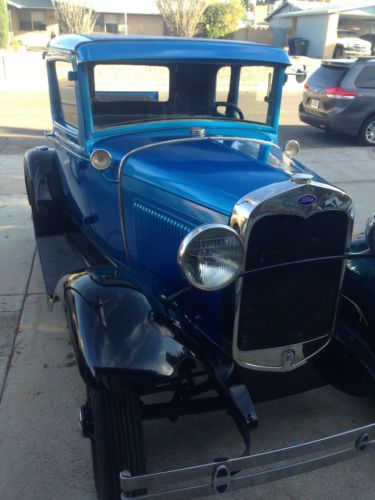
[215,63,278,127]
[53,60,80,131]
[18,10,46,32]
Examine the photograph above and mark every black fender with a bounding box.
[24,147,65,235]
[63,266,257,445]
[318,247,375,396]
[63,267,196,391]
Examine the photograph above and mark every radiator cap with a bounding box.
[291,173,313,184]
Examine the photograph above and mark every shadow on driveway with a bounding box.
[0,127,47,154]
[279,124,360,149]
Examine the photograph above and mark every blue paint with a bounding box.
[298,194,317,205]
[44,35,322,346]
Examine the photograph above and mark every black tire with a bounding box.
[89,388,146,500]
[358,115,375,146]
[333,45,343,59]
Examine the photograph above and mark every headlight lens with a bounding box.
[178,224,245,291]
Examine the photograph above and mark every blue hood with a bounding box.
[94,132,322,217]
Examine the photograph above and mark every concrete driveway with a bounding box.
[0,90,375,500]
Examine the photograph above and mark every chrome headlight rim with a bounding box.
[177,223,245,291]
[90,149,112,170]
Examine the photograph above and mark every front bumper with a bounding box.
[342,48,372,57]
[120,423,375,499]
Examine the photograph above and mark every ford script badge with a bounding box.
[298,194,317,205]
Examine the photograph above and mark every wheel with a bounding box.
[24,169,47,236]
[358,115,375,146]
[333,45,343,58]
[89,387,146,500]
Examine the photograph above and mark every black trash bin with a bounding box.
[295,38,309,56]
[288,37,298,55]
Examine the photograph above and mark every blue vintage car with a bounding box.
[24,35,375,499]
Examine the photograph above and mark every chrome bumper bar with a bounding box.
[120,423,375,499]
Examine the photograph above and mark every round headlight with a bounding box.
[178,224,245,291]
[90,149,112,170]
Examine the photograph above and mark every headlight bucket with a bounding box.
[178,224,245,291]
[90,149,112,170]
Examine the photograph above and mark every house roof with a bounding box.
[265,0,326,21]
[7,0,160,14]
[266,0,375,21]
[8,0,54,9]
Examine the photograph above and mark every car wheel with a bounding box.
[333,45,343,58]
[89,387,146,500]
[359,116,375,146]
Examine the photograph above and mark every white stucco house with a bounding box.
[266,0,375,58]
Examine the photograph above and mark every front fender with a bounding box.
[64,267,195,390]
[318,254,375,396]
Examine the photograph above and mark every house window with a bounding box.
[19,10,46,31]
[95,13,120,34]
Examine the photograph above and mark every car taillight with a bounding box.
[324,86,358,99]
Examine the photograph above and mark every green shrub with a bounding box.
[198,0,247,39]
[0,0,9,49]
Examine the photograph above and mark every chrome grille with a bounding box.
[237,212,348,351]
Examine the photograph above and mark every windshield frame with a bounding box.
[82,59,285,139]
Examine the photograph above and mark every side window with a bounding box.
[55,61,79,128]
[355,66,375,89]
[215,66,231,102]
[238,66,274,125]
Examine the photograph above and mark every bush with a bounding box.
[0,0,9,49]
[197,0,247,39]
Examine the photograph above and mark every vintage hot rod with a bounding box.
[25,35,375,499]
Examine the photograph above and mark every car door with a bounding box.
[48,59,91,231]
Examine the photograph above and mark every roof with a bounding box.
[267,0,375,21]
[7,0,160,14]
[266,0,327,21]
[46,34,291,66]
[8,0,53,9]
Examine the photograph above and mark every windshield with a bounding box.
[89,62,276,130]
[337,30,358,38]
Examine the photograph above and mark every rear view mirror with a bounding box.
[296,66,307,83]
[285,65,307,83]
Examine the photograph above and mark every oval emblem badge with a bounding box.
[298,194,317,205]
[212,464,231,494]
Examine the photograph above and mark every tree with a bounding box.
[52,0,96,34]
[0,0,9,49]
[198,0,246,39]
[157,0,211,37]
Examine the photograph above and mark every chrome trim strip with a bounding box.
[117,136,276,260]
[120,423,375,499]
[230,179,354,372]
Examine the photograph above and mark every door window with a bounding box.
[54,61,79,129]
